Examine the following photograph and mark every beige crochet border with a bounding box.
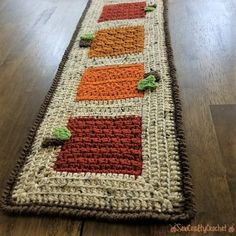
[1,0,195,222]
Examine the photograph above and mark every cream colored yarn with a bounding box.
[11,0,184,215]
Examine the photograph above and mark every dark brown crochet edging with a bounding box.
[162,0,196,221]
[0,0,195,222]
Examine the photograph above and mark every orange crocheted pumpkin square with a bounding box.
[98,2,146,22]
[54,116,143,176]
[76,64,144,101]
[89,26,144,58]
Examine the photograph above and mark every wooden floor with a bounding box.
[0,0,235,235]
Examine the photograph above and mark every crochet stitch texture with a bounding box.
[98,2,146,22]
[1,0,195,222]
[76,64,144,101]
[89,26,145,58]
[54,116,143,176]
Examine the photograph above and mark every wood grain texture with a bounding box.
[0,0,236,235]
[211,105,236,212]
[0,0,87,235]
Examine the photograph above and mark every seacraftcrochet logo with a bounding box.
[169,224,235,234]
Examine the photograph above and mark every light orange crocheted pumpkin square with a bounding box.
[89,26,144,58]
[76,64,144,101]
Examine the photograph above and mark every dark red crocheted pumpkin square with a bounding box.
[98,2,146,22]
[54,116,143,176]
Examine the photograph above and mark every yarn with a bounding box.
[144,71,161,82]
[80,33,94,41]
[53,127,71,141]
[54,116,143,176]
[76,64,144,101]
[137,75,157,91]
[7,0,193,222]
[41,138,65,148]
[148,3,157,8]
[89,26,144,58]
[98,2,146,22]
[79,33,94,47]
[79,39,93,47]
[145,6,156,12]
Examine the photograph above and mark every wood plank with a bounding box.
[0,216,82,236]
[211,105,236,209]
[0,0,88,235]
[82,221,151,236]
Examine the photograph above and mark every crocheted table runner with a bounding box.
[1,0,195,222]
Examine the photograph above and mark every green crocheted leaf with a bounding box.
[53,127,72,141]
[137,75,157,91]
[80,33,94,41]
[145,6,155,12]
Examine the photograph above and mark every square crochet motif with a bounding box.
[98,2,146,22]
[54,116,143,176]
[76,64,144,101]
[89,26,144,58]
